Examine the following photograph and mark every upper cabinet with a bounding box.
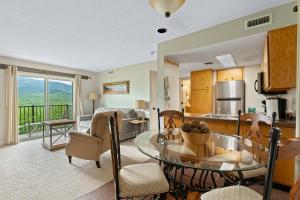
[261,25,297,91]
[217,67,244,82]
[190,70,213,113]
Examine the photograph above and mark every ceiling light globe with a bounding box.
[150,0,186,16]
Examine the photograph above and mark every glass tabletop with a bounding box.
[134,128,269,172]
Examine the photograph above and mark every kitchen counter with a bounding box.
[184,113,296,128]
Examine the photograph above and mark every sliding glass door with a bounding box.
[48,79,73,120]
[17,74,73,141]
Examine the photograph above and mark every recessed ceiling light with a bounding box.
[157,28,167,33]
[150,50,156,55]
[204,61,213,65]
[216,54,237,67]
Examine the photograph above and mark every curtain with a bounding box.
[74,75,83,128]
[5,65,18,144]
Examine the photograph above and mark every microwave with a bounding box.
[254,72,286,95]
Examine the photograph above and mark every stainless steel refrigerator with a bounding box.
[215,80,245,116]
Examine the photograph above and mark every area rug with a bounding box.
[0,139,150,200]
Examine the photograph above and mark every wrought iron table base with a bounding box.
[162,162,244,200]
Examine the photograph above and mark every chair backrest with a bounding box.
[90,111,123,154]
[236,112,276,143]
[277,137,300,200]
[263,132,300,200]
[290,173,300,200]
[263,127,281,200]
[109,112,121,199]
[157,108,184,131]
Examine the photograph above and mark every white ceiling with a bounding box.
[166,32,267,78]
[0,0,292,72]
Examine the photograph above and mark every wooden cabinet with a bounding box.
[217,67,244,81]
[190,89,212,113]
[190,70,213,113]
[261,24,297,91]
[191,70,212,90]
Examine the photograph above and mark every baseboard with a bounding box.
[273,183,291,192]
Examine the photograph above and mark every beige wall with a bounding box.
[0,56,98,145]
[164,61,180,110]
[0,70,5,144]
[97,61,157,109]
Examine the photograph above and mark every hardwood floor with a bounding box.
[77,180,289,200]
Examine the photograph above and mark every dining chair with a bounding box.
[157,108,184,131]
[201,128,300,200]
[109,112,169,200]
[234,112,276,182]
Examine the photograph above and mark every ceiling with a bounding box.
[166,32,267,78]
[0,0,292,72]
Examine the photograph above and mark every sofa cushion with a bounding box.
[95,107,137,119]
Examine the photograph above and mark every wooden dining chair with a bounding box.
[234,112,277,182]
[109,112,169,200]
[201,128,300,200]
[157,108,184,130]
[236,111,276,141]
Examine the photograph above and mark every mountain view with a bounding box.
[17,76,74,134]
[18,76,73,106]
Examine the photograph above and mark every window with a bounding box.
[17,74,74,141]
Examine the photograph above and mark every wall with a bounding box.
[164,61,180,110]
[243,65,266,113]
[0,56,98,145]
[157,2,297,112]
[244,65,296,113]
[0,70,5,144]
[97,61,157,108]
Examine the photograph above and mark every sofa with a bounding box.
[77,107,148,141]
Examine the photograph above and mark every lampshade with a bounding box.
[88,92,98,100]
[149,0,186,17]
[134,100,146,109]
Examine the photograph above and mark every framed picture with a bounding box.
[103,81,130,94]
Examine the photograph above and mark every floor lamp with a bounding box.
[89,92,98,113]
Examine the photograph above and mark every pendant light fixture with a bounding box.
[149,0,186,17]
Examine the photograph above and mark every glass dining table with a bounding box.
[134,128,269,198]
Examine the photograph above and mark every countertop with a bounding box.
[184,113,296,128]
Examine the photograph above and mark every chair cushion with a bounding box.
[201,186,262,200]
[119,163,169,198]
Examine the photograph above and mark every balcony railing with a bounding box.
[18,104,73,140]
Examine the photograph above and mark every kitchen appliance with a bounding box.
[254,72,286,95]
[215,80,245,116]
[266,97,287,120]
[254,72,264,94]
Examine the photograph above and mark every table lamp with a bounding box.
[89,92,98,113]
[134,100,146,120]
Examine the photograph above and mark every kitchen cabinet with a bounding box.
[217,67,243,81]
[190,70,212,113]
[261,24,297,91]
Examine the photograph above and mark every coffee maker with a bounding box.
[266,97,287,120]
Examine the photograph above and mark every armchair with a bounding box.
[65,111,123,168]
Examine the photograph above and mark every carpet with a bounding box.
[0,139,150,200]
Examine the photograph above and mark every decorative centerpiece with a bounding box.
[180,120,211,157]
